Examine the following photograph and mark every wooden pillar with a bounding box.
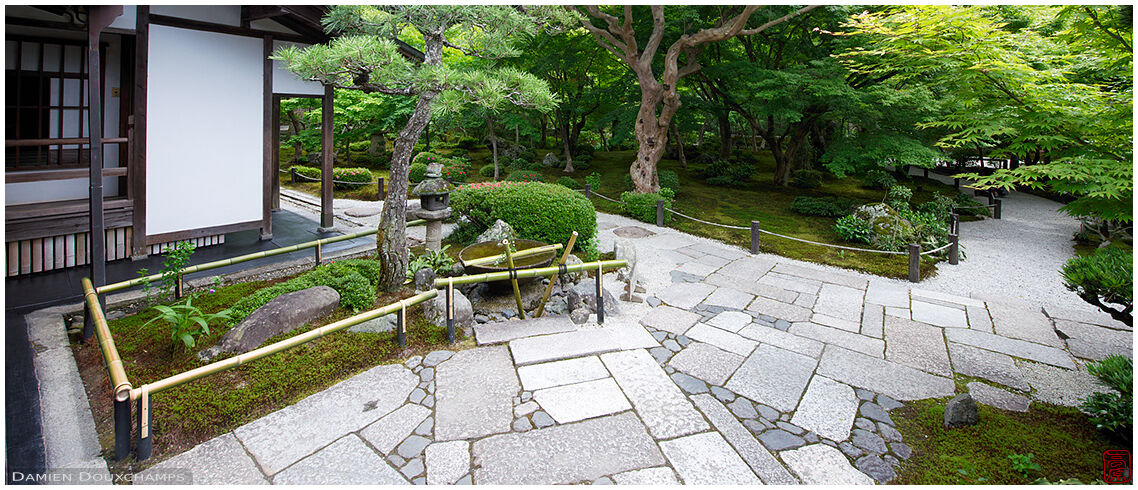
[908,243,921,283]
[86,6,122,302]
[319,85,334,231]
[271,94,281,210]
[261,35,274,240]
[130,6,149,259]
[750,221,760,254]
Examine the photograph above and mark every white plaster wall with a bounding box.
[108,5,137,30]
[146,25,262,235]
[272,40,324,96]
[149,5,241,26]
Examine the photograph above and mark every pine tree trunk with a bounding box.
[539,115,547,149]
[561,122,575,172]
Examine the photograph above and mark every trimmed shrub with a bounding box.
[1081,354,1132,438]
[1063,247,1133,325]
[954,193,992,217]
[584,172,602,191]
[441,163,468,183]
[862,169,897,190]
[348,140,369,151]
[456,136,478,150]
[790,169,825,189]
[479,164,496,178]
[412,151,443,166]
[704,159,754,187]
[228,259,383,322]
[834,215,874,244]
[625,170,680,193]
[791,196,857,217]
[409,162,428,183]
[505,170,543,182]
[451,181,598,257]
[620,188,675,225]
[556,176,579,189]
[571,154,592,171]
[510,157,542,171]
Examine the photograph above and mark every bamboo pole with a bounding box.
[128,289,438,400]
[81,277,132,401]
[534,232,577,318]
[502,239,526,319]
[431,259,627,288]
[462,243,562,267]
[98,221,427,294]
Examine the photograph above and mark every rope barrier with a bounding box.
[919,242,954,256]
[283,169,378,187]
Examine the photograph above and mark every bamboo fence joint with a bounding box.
[535,232,578,317]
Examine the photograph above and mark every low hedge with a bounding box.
[555,176,579,189]
[790,196,857,217]
[289,166,373,190]
[227,260,384,323]
[505,170,543,182]
[451,181,598,258]
[621,188,675,225]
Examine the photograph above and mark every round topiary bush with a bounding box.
[556,176,579,189]
[479,164,496,178]
[409,162,428,182]
[451,181,598,258]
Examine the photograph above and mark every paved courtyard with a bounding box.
[137,213,1131,484]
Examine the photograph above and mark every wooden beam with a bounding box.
[261,34,274,240]
[87,5,122,292]
[131,6,149,259]
[5,167,127,184]
[319,84,334,231]
[145,220,261,246]
[272,94,281,210]
[148,14,317,44]
[242,6,287,22]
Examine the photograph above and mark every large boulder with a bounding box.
[852,203,914,248]
[424,288,475,337]
[542,152,560,168]
[476,219,516,244]
[199,286,339,361]
[571,281,620,316]
[943,393,979,428]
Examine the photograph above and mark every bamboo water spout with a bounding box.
[462,243,562,267]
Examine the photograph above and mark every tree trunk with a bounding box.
[539,115,547,149]
[697,120,706,147]
[344,137,352,165]
[629,81,678,193]
[717,112,732,160]
[486,114,500,180]
[750,124,759,152]
[560,120,575,172]
[424,123,431,151]
[672,123,687,169]
[514,124,519,146]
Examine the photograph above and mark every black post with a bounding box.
[175,275,183,299]
[987,192,995,206]
[114,398,131,460]
[994,199,1002,219]
[923,168,929,178]
[655,200,664,227]
[584,183,591,199]
[82,301,94,340]
[750,221,760,254]
[397,306,406,348]
[908,243,921,283]
[446,282,455,344]
[954,177,960,190]
[950,213,959,235]
[595,264,605,324]
[290,167,297,184]
[949,233,959,265]
[377,177,385,201]
[315,241,322,265]
[136,395,153,460]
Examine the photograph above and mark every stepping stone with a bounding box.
[758,272,822,295]
[788,322,884,358]
[966,382,1030,412]
[689,395,798,485]
[757,429,805,451]
[988,302,1063,347]
[274,435,406,484]
[1020,361,1108,407]
[737,324,824,358]
[966,305,994,333]
[771,262,868,290]
[667,342,744,385]
[1053,320,1133,361]
[851,429,887,454]
[944,328,1075,369]
[600,320,661,350]
[695,254,731,268]
[746,296,812,322]
[508,329,618,366]
[137,433,267,484]
[725,344,818,412]
[516,356,609,391]
[683,324,757,356]
[474,317,577,345]
[946,342,1029,391]
[702,287,755,310]
[811,313,862,333]
[677,261,717,277]
[435,346,519,441]
[911,288,985,308]
[639,305,701,335]
[534,378,632,424]
[657,282,716,309]
[601,350,709,440]
[707,311,754,333]
[1044,305,1131,331]
[791,376,858,441]
[781,444,875,485]
[861,304,885,339]
[817,346,955,401]
[611,467,680,485]
[471,413,664,485]
[860,403,894,425]
[360,404,432,454]
[426,441,471,485]
[884,315,952,376]
[864,281,909,308]
[911,300,968,328]
[671,372,709,394]
[234,364,417,475]
[884,306,910,319]
[707,272,799,304]
[856,454,896,483]
[345,207,381,218]
[813,283,865,324]
[690,242,749,260]
[659,432,762,485]
[613,226,655,238]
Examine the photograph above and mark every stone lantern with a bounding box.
[412,161,453,252]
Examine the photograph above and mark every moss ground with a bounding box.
[74,269,471,474]
[892,398,1130,484]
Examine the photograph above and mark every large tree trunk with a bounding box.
[560,118,575,172]
[697,120,705,147]
[630,80,679,193]
[717,112,732,160]
[486,114,500,180]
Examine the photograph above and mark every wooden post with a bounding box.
[87,7,122,309]
[950,213,959,235]
[987,192,995,206]
[261,34,274,240]
[175,275,183,299]
[750,220,760,254]
[114,398,131,460]
[503,240,526,320]
[136,391,153,460]
[656,199,664,226]
[131,7,149,259]
[446,279,455,344]
[290,167,298,184]
[908,243,921,283]
[314,241,322,265]
[584,183,591,199]
[994,199,1002,219]
[923,168,929,178]
[396,302,406,348]
[595,261,605,324]
[319,84,334,231]
[953,177,960,190]
[949,233,959,265]
[377,177,385,201]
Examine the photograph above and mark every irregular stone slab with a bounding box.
[856,454,896,483]
[613,225,656,238]
[1054,319,1133,361]
[884,315,952,376]
[677,261,717,277]
[861,304,885,339]
[737,324,824,358]
[817,346,955,401]
[771,262,868,290]
[944,328,1075,369]
[988,301,1063,347]
[722,255,778,277]
[794,293,817,308]
[946,342,1029,391]
[534,378,632,424]
[788,322,884,358]
[967,382,1030,412]
[812,313,862,333]
[360,404,432,454]
[611,467,680,485]
[639,305,701,335]
[702,287,755,310]
[200,286,339,361]
[684,323,758,356]
[690,242,749,260]
[694,253,731,268]
[814,283,865,321]
[781,444,875,485]
[435,346,519,441]
[865,281,910,308]
[601,349,709,439]
[471,412,664,485]
[1044,304,1131,331]
[966,305,994,333]
[746,295,812,322]
[791,376,858,441]
[708,311,755,333]
[138,433,267,484]
[668,342,744,385]
[601,319,661,351]
[345,206,381,217]
[758,429,806,451]
[671,372,709,394]
[860,403,894,425]
[234,364,417,475]
[911,288,985,308]
[707,272,800,304]
[759,271,822,295]
[274,435,406,485]
[516,356,609,391]
[508,329,618,366]
[474,316,577,345]
[1020,361,1108,407]
[657,282,716,309]
[426,441,470,485]
[911,300,968,328]
[689,395,799,485]
[725,344,818,412]
[659,432,761,485]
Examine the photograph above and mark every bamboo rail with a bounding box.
[81,277,132,401]
[462,243,562,267]
[502,240,526,319]
[432,259,627,287]
[97,220,427,294]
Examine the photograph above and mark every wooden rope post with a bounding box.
[290,167,297,184]
[315,241,322,266]
[82,300,94,340]
[656,200,664,227]
[584,183,591,199]
[954,177,960,190]
[595,261,605,324]
[949,233,959,265]
[377,177,385,201]
[987,192,995,206]
[136,386,153,460]
[446,278,455,344]
[908,243,921,283]
[750,221,760,254]
[397,301,406,348]
[113,396,131,460]
[994,199,1002,219]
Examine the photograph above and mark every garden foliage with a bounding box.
[1062,247,1133,325]
[704,159,755,187]
[833,185,953,252]
[451,181,599,259]
[1080,354,1132,439]
[290,166,374,190]
[228,260,385,322]
[505,170,543,182]
[620,188,675,225]
[791,196,857,217]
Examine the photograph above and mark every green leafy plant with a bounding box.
[704,159,755,187]
[834,215,874,244]
[584,172,603,191]
[1062,247,1133,326]
[154,241,195,301]
[479,164,496,178]
[862,169,897,189]
[1080,354,1133,439]
[1009,453,1043,478]
[409,161,429,182]
[555,176,579,189]
[505,170,543,182]
[791,196,857,217]
[620,189,674,225]
[408,245,456,276]
[136,267,155,304]
[790,169,825,189]
[143,294,231,349]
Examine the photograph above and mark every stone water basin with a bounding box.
[459,239,556,289]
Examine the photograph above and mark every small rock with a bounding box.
[397,436,431,459]
[758,430,805,451]
[413,366,423,374]
[839,441,864,459]
[414,268,436,291]
[427,381,435,393]
[890,442,912,460]
[532,411,555,428]
[476,219,517,244]
[851,429,887,454]
[400,458,425,479]
[883,455,901,468]
[754,404,780,421]
[710,386,736,403]
[943,393,979,428]
[646,297,662,307]
[855,455,895,483]
[412,476,426,485]
[422,350,454,367]
[662,339,681,352]
[742,419,767,435]
[876,394,904,411]
[776,421,805,435]
[105,310,127,321]
[779,413,790,422]
[671,372,708,394]
[759,314,776,323]
[350,316,397,334]
[803,432,819,443]
[388,454,406,467]
[821,439,838,448]
[860,403,895,426]
[879,423,901,442]
[503,309,516,319]
[593,477,614,485]
[512,417,533,432]
[651,331,667,342]
[664,366,676,374]
[855,388,875,401]
[727,399,758,419]
[649,347,672,365]
[854,417,876,432]
[474,314,490,323]
[419,367,435,383]
[409,388,427,404]
[773,319,791,331]
[570,307,591,324]
[520,391,533,403]
[676,335,691,347]
[414,418,433,436]
[515,401,539,417]
[422,395,434,408]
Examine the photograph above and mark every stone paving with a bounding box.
[139,212,1131,484]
